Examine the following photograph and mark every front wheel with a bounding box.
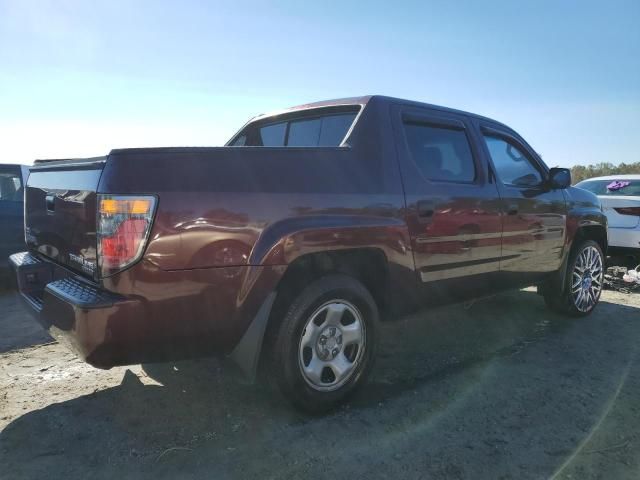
[544,239,604,316]
[269,274,379,413]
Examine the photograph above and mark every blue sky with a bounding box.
[0,0,638,167]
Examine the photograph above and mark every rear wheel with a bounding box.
[269,274,379,413]
[544,240,604,316]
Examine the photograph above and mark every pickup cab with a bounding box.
[10,96,607,412]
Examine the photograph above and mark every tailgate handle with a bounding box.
[45,194,55,212]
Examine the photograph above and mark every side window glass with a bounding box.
[483,135,542,187]
[403,122,476,182]
[259,122,286,146]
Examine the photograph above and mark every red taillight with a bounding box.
[97,195,156,277]
[100,218,148,265]
[614,207,640,217]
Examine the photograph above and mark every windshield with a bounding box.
[576,179,640,196]
[228,107,359,147]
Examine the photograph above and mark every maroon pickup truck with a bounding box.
[11,96,607,412]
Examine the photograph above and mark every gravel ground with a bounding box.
[1,287,639,479]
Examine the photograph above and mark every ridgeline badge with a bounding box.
[69,253,96,275]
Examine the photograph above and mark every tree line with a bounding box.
[571,162,640,184]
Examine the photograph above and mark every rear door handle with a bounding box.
[417,200,436,223]
[507,204,518,216]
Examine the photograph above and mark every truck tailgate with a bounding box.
[25,158,105,279]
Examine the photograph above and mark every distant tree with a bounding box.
[570,162,640,184]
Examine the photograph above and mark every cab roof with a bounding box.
[255,95,510,129]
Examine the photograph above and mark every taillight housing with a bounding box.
[614,207,640,217]
[97,194,157,277]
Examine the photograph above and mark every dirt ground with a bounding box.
[1,286,640,480]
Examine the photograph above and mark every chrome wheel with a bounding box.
[571,245,603,313]
[298,300,366,392]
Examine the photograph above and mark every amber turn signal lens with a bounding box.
[100,198,152,215]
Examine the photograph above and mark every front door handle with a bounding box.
[417,200,436,223]
[507,203,518,216]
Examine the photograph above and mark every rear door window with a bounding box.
[402,122,476,183]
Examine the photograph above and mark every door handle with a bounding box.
[417,200,436,223]
[507,204,518,216]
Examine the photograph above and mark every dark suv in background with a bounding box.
[1,164,28,286]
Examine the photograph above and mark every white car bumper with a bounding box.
[609,226,640,251]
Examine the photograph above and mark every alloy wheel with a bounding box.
[571,245,603,313]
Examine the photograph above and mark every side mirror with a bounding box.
[547,167,571,189]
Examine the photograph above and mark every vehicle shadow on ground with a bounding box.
[2,290,640,479]
[0,290,52,354]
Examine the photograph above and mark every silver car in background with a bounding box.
[575,175,640,258]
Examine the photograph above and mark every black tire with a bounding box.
[544,239,604,316]
[268,274,379,413]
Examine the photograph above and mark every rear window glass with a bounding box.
[229,107,359,147]
[260,123,287,146]
[575,179,640,196]
[287,118,322,146]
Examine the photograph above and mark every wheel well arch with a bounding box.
[273,248,389,314]
[257,248,389,376]
[573,224,607,255]
[543,224,608,299]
